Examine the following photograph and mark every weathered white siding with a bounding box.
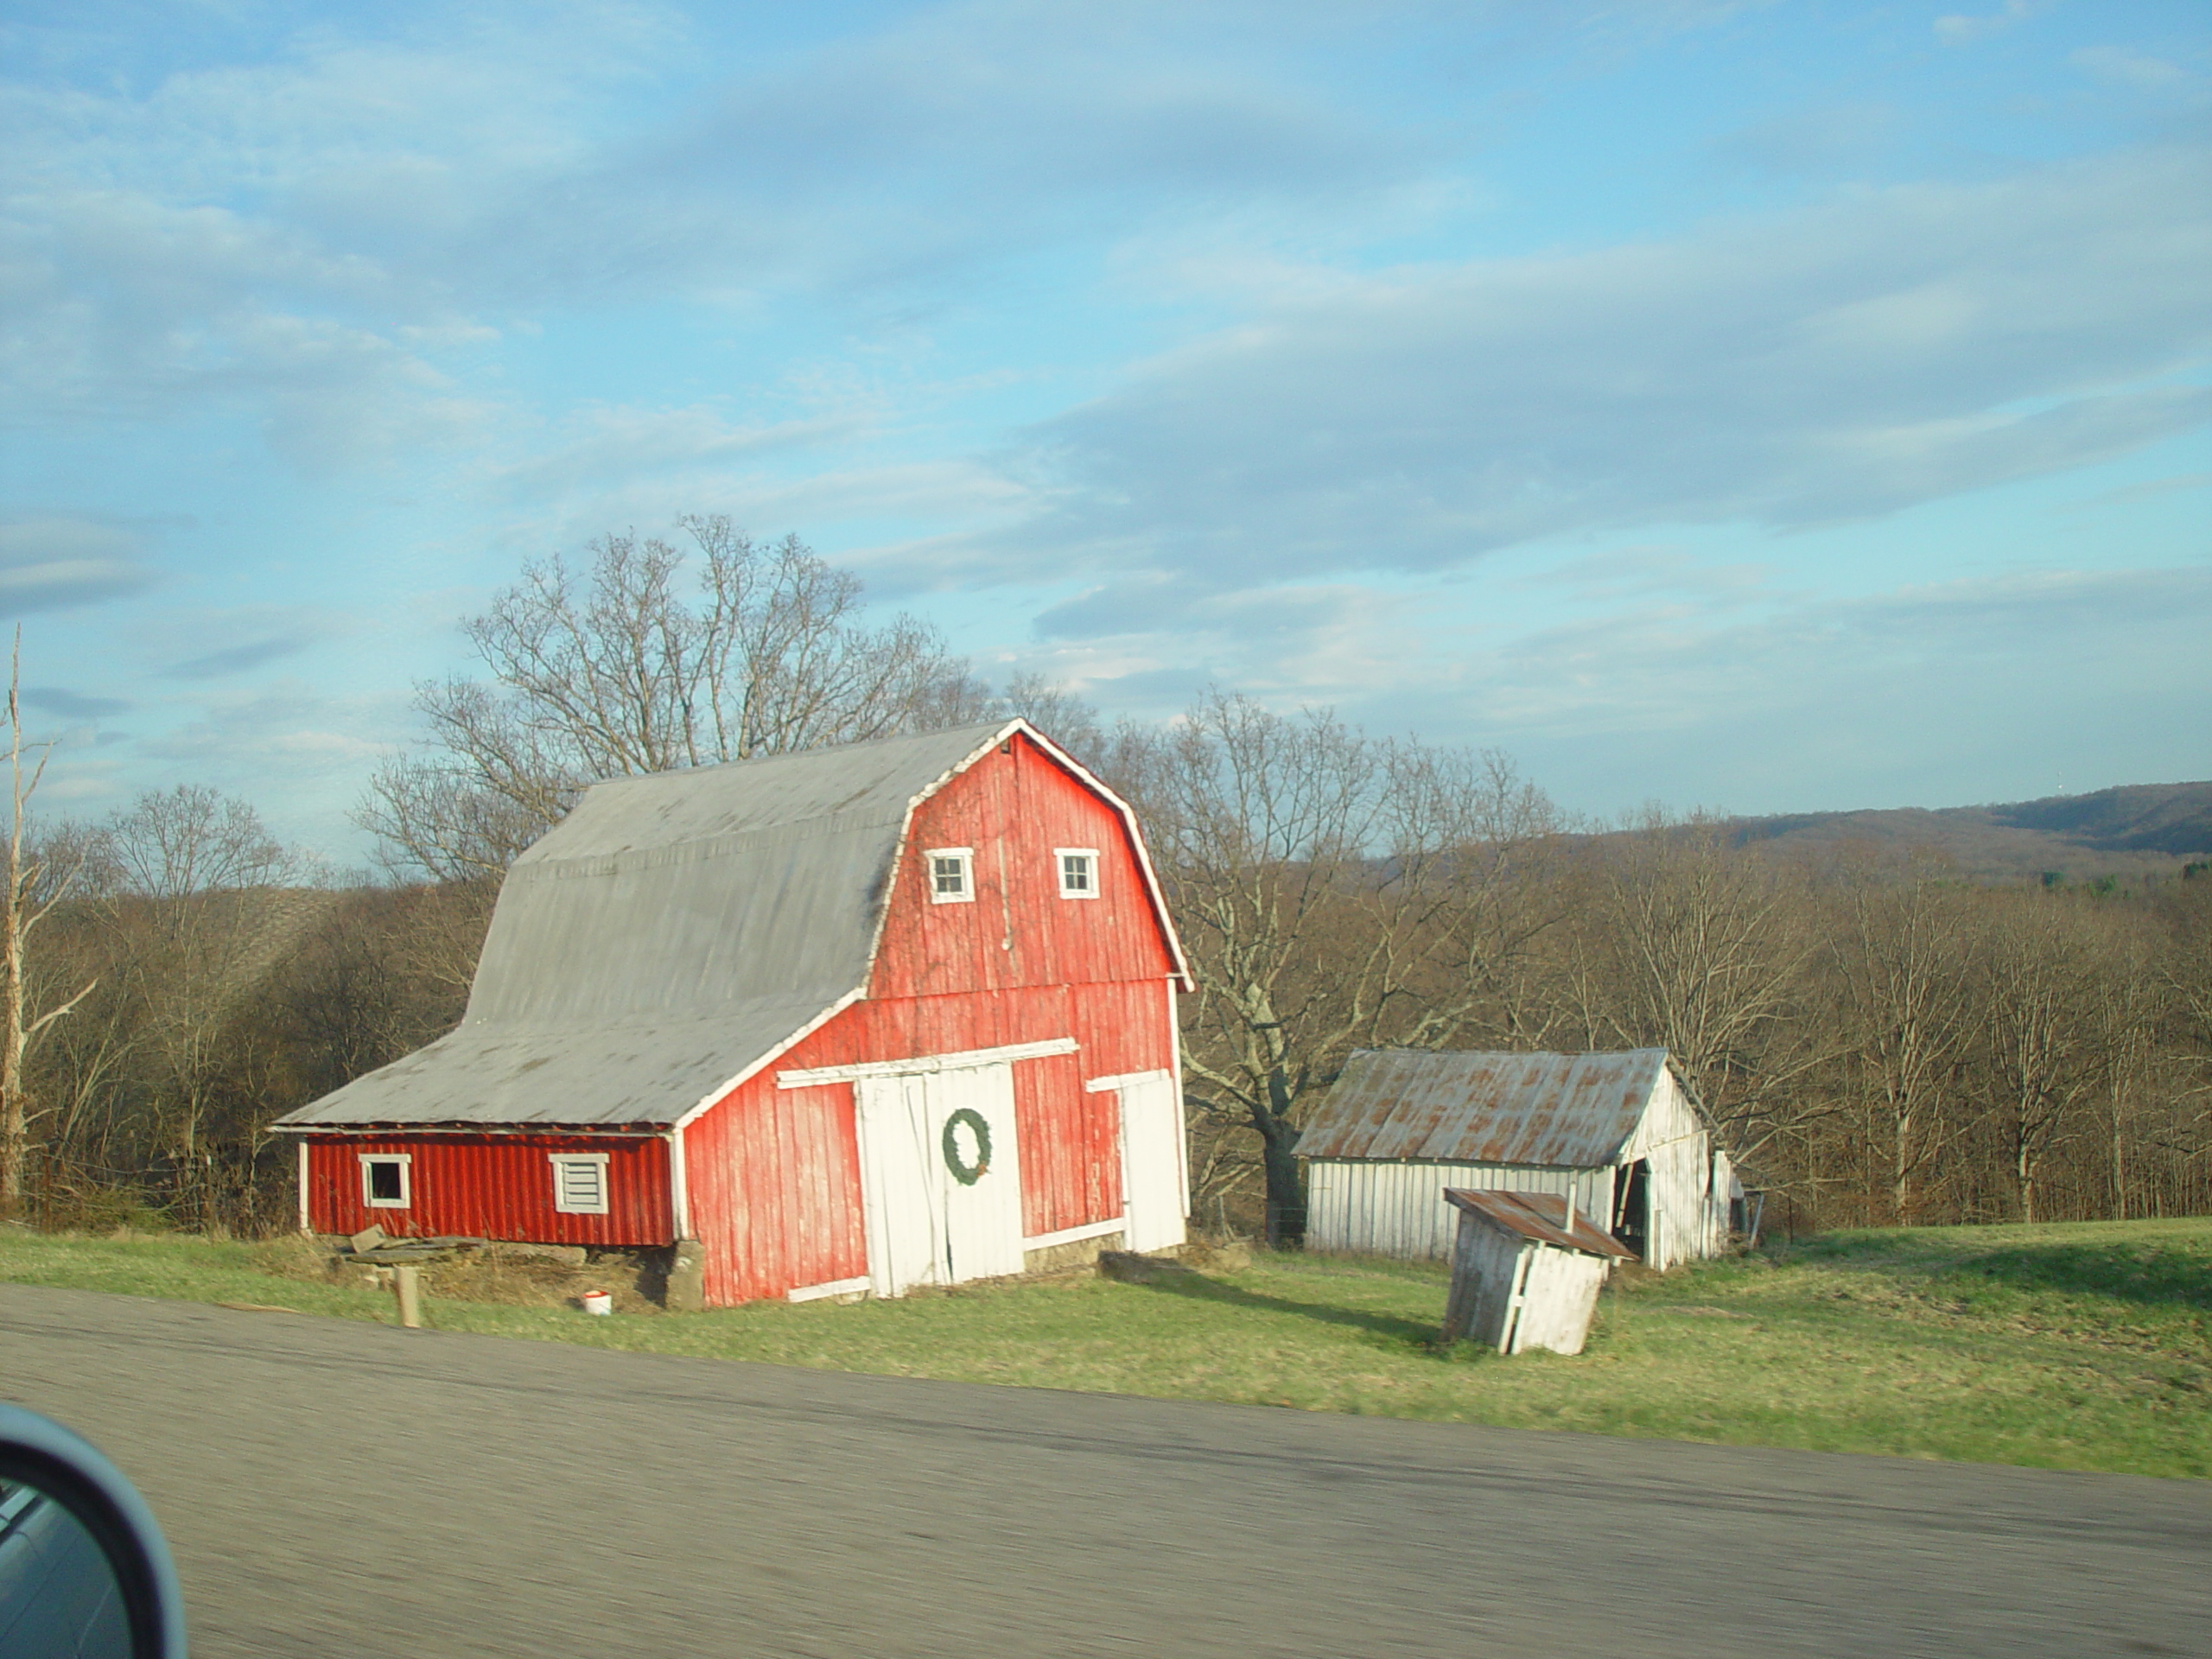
[1510,1244,1611,1355]
[1708,1147,1738,1257]
[1307,1160,1613,1262]
[1439,1216,1611,1355]
[1439,1217,1522,1345]
[1618,1069,1711,1270]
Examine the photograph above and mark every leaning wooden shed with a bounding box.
[271,720,1192,1306]
[1438,1189,1637,1356]
[1294,1049,1735,1269]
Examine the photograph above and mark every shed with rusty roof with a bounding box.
[1294,1049,1736,1268]
[273,720,1192,1306]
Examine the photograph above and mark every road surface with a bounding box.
[3,1282,2205,1657]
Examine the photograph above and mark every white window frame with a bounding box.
[925,847,975,904]
[1055,848,1101,899]
[359,1153,412,1210]
[549,1153,612,1216]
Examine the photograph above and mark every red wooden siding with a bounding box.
[677,740,1180,1304]
[868,733,1177,1003]
[303,1133,672,1245]
[682,1081,867,1306]
[683,986,1176,1304]
[299,733,1181,1306]
[1012,1047,1121,1238]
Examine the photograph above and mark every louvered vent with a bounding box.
[550,1155,610,1215]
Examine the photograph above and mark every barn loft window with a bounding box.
[359,1154,411,1209]
[1056,849,1100,899]
[550,1154,611,1216]
[925,848,974,904]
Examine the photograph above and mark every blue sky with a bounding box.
[3,0,2207,862]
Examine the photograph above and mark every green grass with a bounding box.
[3,1218,2206,1478]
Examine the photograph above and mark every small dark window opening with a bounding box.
[367,1160,404,1202]
[1612,1160,1650,1257]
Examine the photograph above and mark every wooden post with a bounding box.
[393,1264,423,1329]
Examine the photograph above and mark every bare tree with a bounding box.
[0,632,99,1219]
[359,517,988,878]
[1564,814,1830,1170]
[99,786,302,1230]
[1832,863,1973,1222]
[995,671,1108,772]
[1126,692,1563,1240]
[1976,895,2104,1224]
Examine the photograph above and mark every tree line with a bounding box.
[4,524,2206,1237]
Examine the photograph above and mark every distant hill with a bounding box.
[1726,781,2212,884]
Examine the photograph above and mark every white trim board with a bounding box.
[665,1128,690,1240]
[786,1275,870,1303]
[671,988,867,1128]
[1084,1069,1172,1094]
[778,1037,1077,1089]
[1021,1217,1125,1251]
[548,1151,611,1216]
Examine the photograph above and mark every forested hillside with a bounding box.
[1731,781,2212,883]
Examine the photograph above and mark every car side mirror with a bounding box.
[0,1403,188,1658]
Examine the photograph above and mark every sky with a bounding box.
[3,0,2207,865]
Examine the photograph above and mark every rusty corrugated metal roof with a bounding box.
[1293,1048,1669,1167]
[1444,1188,1639,1258]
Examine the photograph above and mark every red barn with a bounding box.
[272,721,1192,1306]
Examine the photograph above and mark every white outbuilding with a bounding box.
[1438,1188,1638,1356]
[1294,1048,1737,1269]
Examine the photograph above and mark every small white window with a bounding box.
[1057,849,1100,899]
[359,1153,412,1210]
[925,847,974,904]
[550,1154,611,1216]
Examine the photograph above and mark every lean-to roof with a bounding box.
[1444,1189,1639,1258]
[1294,1048,1672,1168]
[276,720,1181,1130]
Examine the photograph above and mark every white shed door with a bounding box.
[855,1063,1025,1297]
[1115,1071,1188,1254]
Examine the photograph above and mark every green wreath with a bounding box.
[941,1107,993,1185]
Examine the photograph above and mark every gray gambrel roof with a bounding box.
[276,721,1184,1131]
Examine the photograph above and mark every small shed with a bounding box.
[1294,1048,1735,1269]
[1438,1189,1638,1355]
[271,720,1192,1306]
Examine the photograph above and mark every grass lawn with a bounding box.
[3,1218,2206,1478]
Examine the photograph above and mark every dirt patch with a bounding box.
[255,1236,667,1313]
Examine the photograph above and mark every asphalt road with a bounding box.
[3,1283,2206,1658]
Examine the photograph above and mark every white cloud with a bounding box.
[0,517,159,614]
[487,404,870,497]
[970,143,2210,608]
[1934,3,2048,48]
[2070,46,2196,92]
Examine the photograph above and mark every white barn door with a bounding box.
[855,1063,1024,1296]
[855,1073,937,1298]
[1105,1070,1187,1254]
[933,1063,1025,1284]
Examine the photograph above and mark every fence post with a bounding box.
[393,1264,423,1329]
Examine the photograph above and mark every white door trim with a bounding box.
[1083,1068,1171,1093]
[778,1037,1077,1088]
[787,1275,870,1303]
[1021,1217,1126,1251]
